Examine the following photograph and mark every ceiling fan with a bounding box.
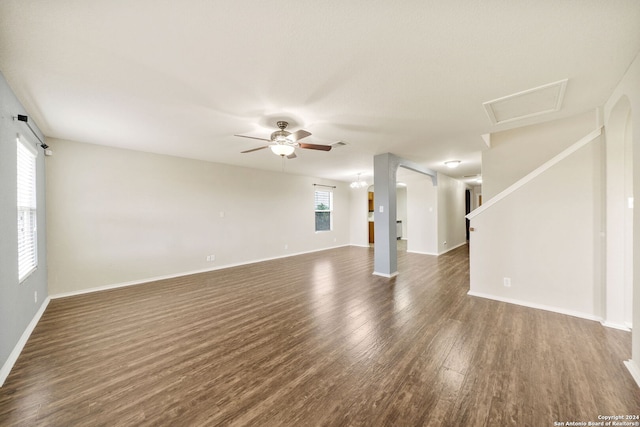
[235,121,332,159]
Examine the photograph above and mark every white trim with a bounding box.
[467,290,602,323]
[406,250,438,256]
[439,241,467,255]
[480,133,491,148]
[50,244,351,299]
[17,136,39,282]
[600,320,631,331]
[407,242,467,257]
[17,133,38,157]
[372,271,399,278]
[467,127,602,220]
[0,296,50,387]
[624,360,640,388]
[18,266,38,284]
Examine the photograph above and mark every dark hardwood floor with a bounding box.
[1,243,638,426]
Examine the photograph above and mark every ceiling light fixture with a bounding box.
[444,160,461,169]
[350,173,367,189]
[270,144,295,157]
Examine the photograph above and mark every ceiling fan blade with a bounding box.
[298,143,332,151]
[288,129,311,142]
[287,152,297,159]
[241,146,270,153]
[234,134,271,142]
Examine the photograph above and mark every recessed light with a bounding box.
[444,160,461,169]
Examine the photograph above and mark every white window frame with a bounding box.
[17,134,38,282]
[314,190,333,232]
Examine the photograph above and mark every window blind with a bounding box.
[17,136,38,282]
[314,190,331,210]
[314,190,332,232]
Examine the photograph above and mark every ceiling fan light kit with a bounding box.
[236,121,332,158]
[270,144,295,157]
[271,121,291,143]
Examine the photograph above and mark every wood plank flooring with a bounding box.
[1,244,638,426]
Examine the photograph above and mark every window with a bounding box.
[314,190,332,232]
[17,136,38,282]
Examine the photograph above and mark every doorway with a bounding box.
[465,189,471,240]
[605,96,633,329]
[368,190,374,244]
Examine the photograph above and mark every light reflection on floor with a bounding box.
[308,240,426,364]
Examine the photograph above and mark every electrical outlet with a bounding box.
[503,277,511,287]
[34,291,37,303]
[206,255,216,262]
[284,244,288,250]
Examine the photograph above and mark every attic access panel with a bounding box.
[483,79,568,125]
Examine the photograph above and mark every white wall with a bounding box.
[403,172,466,256]
[483,110,599,200]
[625,111,634,326]
[472,185,482,210]
[436,172,467,254]
[604,51,640,382]
[469,128,604,319]
[46,139,351,295]
[406,173,438,255]
[604,95,633,329]
[396,186,407,238]
[349,185,370,247]
[0,72,49,385]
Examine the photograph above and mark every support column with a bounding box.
[373,153,437,277]
[373,154,398,277]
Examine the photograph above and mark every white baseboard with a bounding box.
[600,320,631,331]
[467,290,602,323]
[624,360,640,388]
[406,242,467,257]
[51,244,352,299]
[372,271,399,278]
[439,241,468,255]
[0,296,50,387]
[406,249,438,256]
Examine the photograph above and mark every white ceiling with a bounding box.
[1,1,639,185]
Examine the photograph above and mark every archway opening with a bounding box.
[605,96,633,330]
